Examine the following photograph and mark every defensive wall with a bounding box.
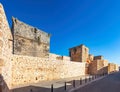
[11,54,85,87]
[0,3,85,91]
[0,3,119,92]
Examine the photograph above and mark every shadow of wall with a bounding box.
[11,84,66,92]
[0,74,10,92]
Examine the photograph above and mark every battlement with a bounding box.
[0,4,86,89]
[69,44,89,62]
[94,55,103,60]
[0,3,119,91]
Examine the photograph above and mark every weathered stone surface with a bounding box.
[0,39,3,48]
[0,18,2,24]
[94,55,103,60]
[0,48,2,55]
[49,53,70,61]
[88,54,94,62]
[0,31,3,37]
[69,44,89,62]
[0,67,2,74]
[115,64,119,71]
[0,4,86,89]
[12,17,50,58]
[108,63,119,73]
[11,55,85,87]
[0,58,4,66]
[89,59,108,75]
[0,3,119,90]
[0,3,13,89]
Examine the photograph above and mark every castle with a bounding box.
[0,3,119,92]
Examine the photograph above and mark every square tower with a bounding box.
[12,17,50,58]
[94,55,103,60]
[69,44,89,62]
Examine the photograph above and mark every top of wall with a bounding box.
[0,3,2,7]
[49,53,70,61]
[69,44,89,50]
[94,55,103,60]
[0,3,12,40]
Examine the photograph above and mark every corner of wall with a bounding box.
[0,3,13,90]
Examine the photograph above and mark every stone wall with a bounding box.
[89,60,108,75]
[0,3,13,91]
[115,64,119,71]
[12,17,50,58]
[49,53,70,61]
[108,63,115,73]
[0,3,119,91]
[11,55,85,87]
[108,63,119,73]
[88,54,94,62]
[94,56,103,60]
[0,4,85,89]
[69,44,89,62]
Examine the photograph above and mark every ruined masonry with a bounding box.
[0,3,119,92]
[12,17,50,58]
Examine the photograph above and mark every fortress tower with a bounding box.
[0,3,119,92]
[12,18,50,58]
[69,44,89,62]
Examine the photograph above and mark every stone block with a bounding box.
[0,40,3,48]
[0,31,2,37]
[0,58,4,66]
[0,17,3,24]
[89,59,108,75]
[0,47,2,55]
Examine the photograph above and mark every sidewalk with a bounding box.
[11,74,106,92]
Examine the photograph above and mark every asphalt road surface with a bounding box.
[73,72,120,92]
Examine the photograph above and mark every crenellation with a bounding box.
[69,44,89,62]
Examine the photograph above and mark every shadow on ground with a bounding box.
[11,78,93,92]
[0,74,10,92]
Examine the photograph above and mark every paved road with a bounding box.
[73,72,120,92]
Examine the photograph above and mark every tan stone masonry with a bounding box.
[0,3,119,91]
[11,55,85,87]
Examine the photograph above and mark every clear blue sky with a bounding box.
[1,0,120,65]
